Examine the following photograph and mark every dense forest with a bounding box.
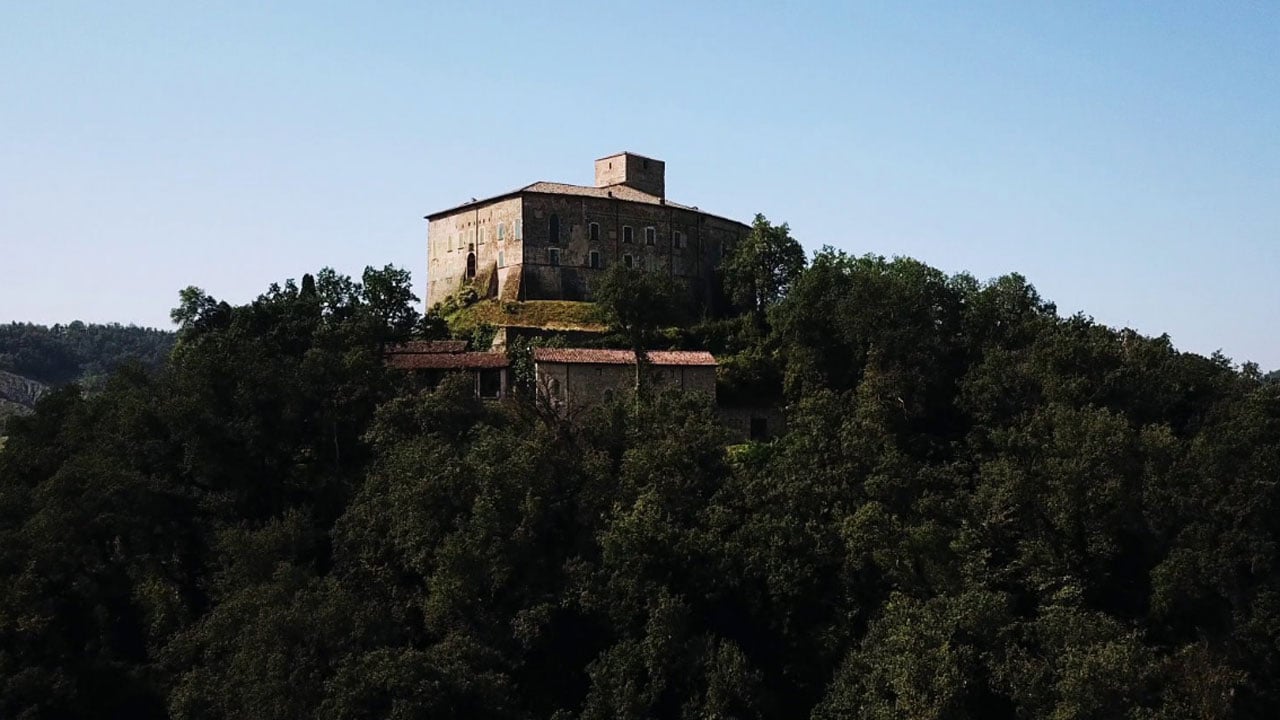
[2,225,1279,718]
[0,321,175,387]
[0,322,175,430]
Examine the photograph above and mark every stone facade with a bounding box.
[532,348,716,414]
[425,153,749,312]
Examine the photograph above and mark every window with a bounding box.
[549,214,559,244]
[479,227,486,244]
[589,222,600,242]
[623,225,633,244]
[623,254,633,269]
[645,227,656,245]
[447,235,454,252]
[549,248,560,266]
[498,251,505,268]
[673,230,684,249]
[497,223,505,241]
[466,252,476,279]
[749,417,769,441]
[478,369,502,399]
[589,250,601,268]
[515,219,522,239]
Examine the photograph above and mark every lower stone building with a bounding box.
[386,344,782,441]
[385,341,509,399]
[532,348,716,413]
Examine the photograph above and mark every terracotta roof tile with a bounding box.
[532,348,717,366]
[387,352,509,370]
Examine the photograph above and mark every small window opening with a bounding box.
[750,417,769,441]
[515,219,523,239]
[497,223,505,241]
[645,227,656,245]
[478,369,502,399]
[673,230,683,249]
[549,248,560,266]
[498,251,505,268]
[623,226,633,244]
[589,222,600,241]
[589,250,601,269]
[549,214,560,244]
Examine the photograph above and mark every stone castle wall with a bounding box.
[426,197,523,307]
[518,193,745,310]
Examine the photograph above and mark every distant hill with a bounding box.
[0,322,173,430]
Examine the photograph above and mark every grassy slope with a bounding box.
[447,300,607,336]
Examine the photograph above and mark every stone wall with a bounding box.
[520,193,744,310]
[536,361,716,413]
[594,152,666,198]
[426,196,523,308]
[426,191,747,314]
[718,405,787,443]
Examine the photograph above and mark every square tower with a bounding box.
[594,152,665,199]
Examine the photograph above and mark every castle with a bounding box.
[424,152,751,310]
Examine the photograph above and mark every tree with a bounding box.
[592,264,677,392]
[723,213,806,324]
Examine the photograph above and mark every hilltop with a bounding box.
[0,322,174,429]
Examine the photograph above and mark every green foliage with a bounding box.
[593,264,679,351]
[723,213,806,321]
[0,320,174,388]
[1,251,1278,719]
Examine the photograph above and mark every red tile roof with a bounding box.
[387,340,467,354]
[387,352,509,370]
[532,348,717,367]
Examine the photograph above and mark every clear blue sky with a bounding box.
[2,2,1277,368]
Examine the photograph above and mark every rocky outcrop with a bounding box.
[0,369,46,424]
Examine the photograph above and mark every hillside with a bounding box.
[0,321,174,388]
[3,260,1279,719]
[0,322,173,431]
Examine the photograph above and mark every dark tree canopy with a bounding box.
[0,320,174,387]
[2,252,1279,720]
[723,213,806,321]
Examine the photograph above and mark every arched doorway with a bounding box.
[466,252,476,279]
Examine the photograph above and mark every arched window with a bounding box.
[549,214,560,244]
[466,252,476,279]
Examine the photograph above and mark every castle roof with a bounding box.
[532,348,717,367]
[424,181,744,227]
